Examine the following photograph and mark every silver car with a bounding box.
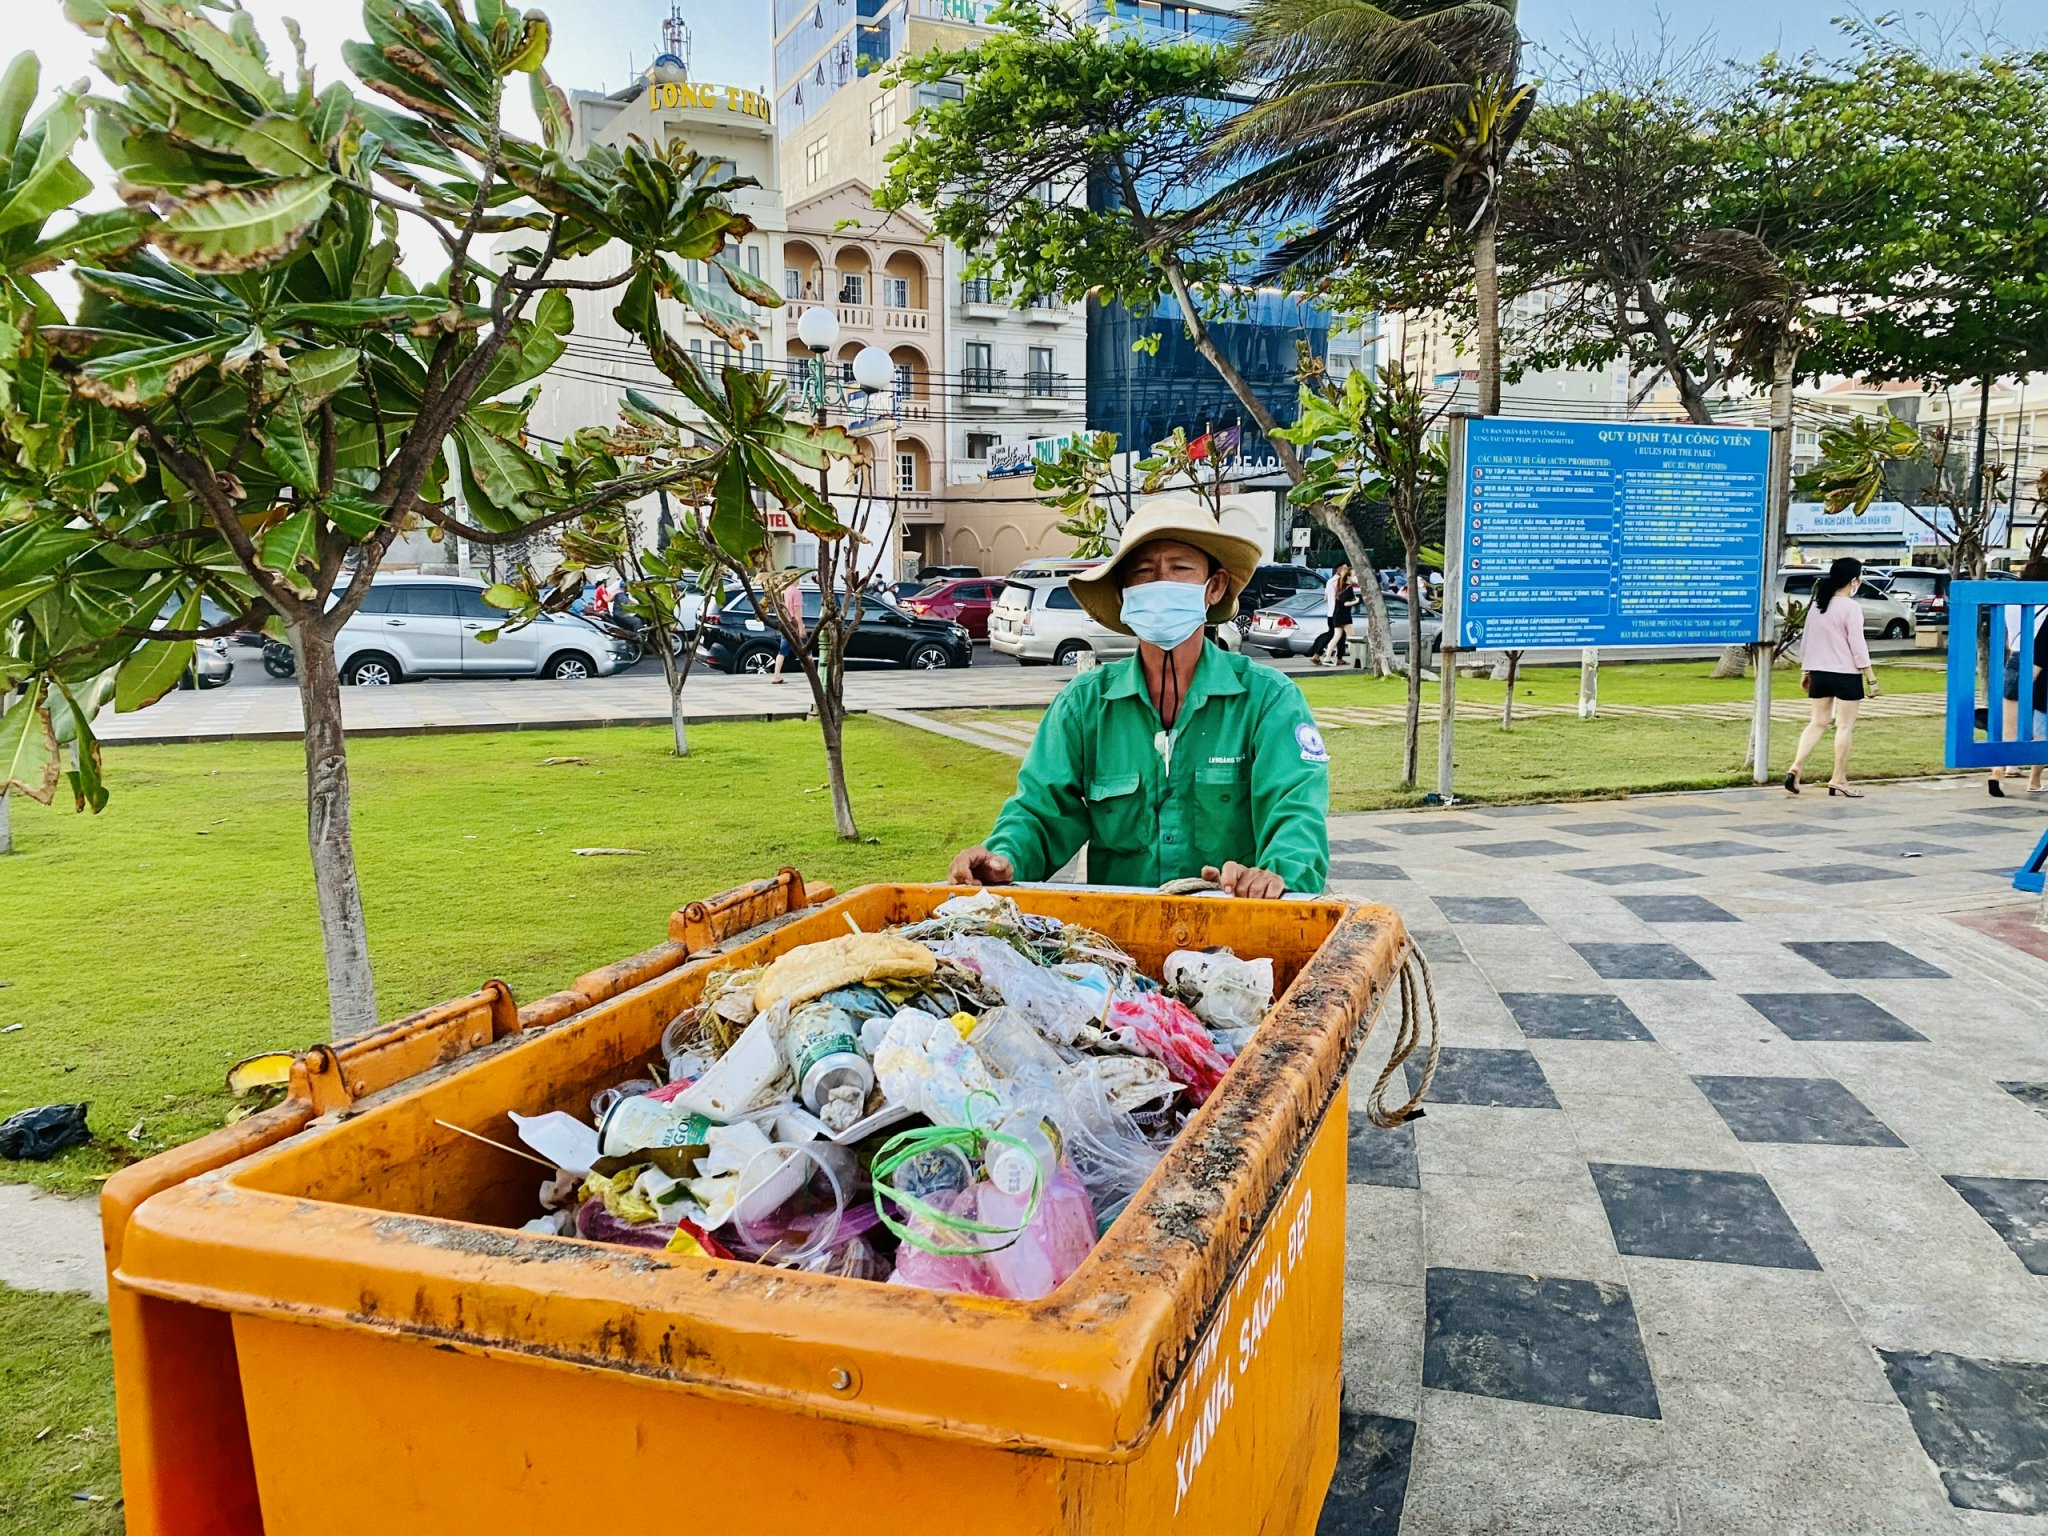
[1775,569,1916,640]
[1248,591,1442,657]
[335,575,635,685]
[987,577,1138,667]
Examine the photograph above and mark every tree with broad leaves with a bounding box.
[876,0,1404,675]
[0,0,841,1037]
[1797,412,2008,584]
[1278,361,1447,786]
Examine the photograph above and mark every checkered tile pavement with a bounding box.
[1320,780,2048,1535]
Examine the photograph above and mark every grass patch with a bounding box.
[0,1288,120,1535]
[1290,657,1945,712]
[0,718,1015,1193]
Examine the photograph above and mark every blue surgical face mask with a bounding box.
[1120,579,1210,649]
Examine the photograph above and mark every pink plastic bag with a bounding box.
[1109,992,1234,1103]
[977,1154,1099,1301]
[886,1186,1007,1296]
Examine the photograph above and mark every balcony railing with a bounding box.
[834,303,875,330]
[1024,370,1068,398]
[960,277,996,306]
[881,307,929,332]
[961,366,1008,395]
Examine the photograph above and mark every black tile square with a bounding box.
[1385,818,1488,836]
[1573,942,1714,980]
[1918,820,2012,840]
[1590,1163,1818,1269]
[1694,1074,1904,1146]
[1423,1267,1661,1419]
[1944,1176,2048,1275]
[1467,839,1582,859]
[1960,803,2039,817]
[1614,894,1738,924]
[1567,863,1700,885]
[1848,840,1969,859]
[1760,821,1843,836]
[1629,802,1733,819]
[1347,1113,1419,1189]
[1882,1350,2048,1514]
[1329,861,1411,883]
[1501,993,1653,1041]
[1561,820,1660,837]
[1329,837,1393,854]
[1435,896,1545,927]
[1650,839,1770,860]
[1769,863,1916,885]
[1316,1410,1414,1536]
[1740,992,1926,1043]
[1404,1046,1559,1108]
[1784,941,1950,980]
[2001,1082,2048,1118]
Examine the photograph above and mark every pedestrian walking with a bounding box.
[1785,557,1880,797]
[1989,550,2048,797]
[769,577,805,684]
[1308,564,1357,666]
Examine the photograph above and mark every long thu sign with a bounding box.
[1445,417,1772,650]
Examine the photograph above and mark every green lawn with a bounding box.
[0,718,1017,1194]
[0,1288,120,1536]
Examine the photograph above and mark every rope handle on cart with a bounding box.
[1364,945,1442,1128]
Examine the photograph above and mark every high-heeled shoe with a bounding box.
[1989,778,2006,798]
[1827,784,1864,798]
[1783,769,1800,795]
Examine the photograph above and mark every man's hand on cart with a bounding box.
[1204,862,1285,900]
[949,845,1015,886]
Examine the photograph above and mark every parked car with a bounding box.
[918,564,983,580]
[903,577,1003,639]
[1776,568,1916,640]
[1865,565,2011,630]
[889,579,931,603]
[335,575,634,685]
[1247,591,1442,657]
[1234,563,1327,632]
[988,577,1138,667]
[702,589,972,674]
[156,597,235,688]
[1007,557,1106,580]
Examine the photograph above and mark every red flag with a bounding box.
[1187,432,1212,461]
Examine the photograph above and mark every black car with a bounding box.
[704,589,973,674]
[918,564,983,580]
[1233,563,1327,630]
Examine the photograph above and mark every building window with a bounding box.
[750,342,765,373]
[882,275,910,308]
[838,271,866,304]
[712,340,733,373]
[897,451,919,493]
[1028,346,1056,394]
[867,90,898,144]
[894,361,915,398]
[916,78,964,113]
[689,338,705,368]
[805,135,830,186]
[745,245,762,279]
[784,267,803,301]
[964,341,995,392]
[966,431,1001,461]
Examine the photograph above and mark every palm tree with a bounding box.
[1199,0,1531,414]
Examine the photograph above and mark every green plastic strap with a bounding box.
[871,1124,1044,1257]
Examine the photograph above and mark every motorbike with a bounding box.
[262,637,296,679]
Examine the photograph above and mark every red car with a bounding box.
[905,577,1001,639]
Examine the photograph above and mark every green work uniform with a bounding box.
[985,644,1330,892]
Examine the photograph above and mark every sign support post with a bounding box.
[1750,424,1792,783]
[1438,417,1471,803]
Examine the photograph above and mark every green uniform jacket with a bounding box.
[986,645,1330,893]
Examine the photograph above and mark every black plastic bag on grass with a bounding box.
[0,1102,91,1161]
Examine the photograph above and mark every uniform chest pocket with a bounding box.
[1195,762,1248,806]
[1086,773,1149,852]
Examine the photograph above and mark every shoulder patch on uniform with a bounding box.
[1295,722,1330,764]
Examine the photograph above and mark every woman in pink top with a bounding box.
[1786,557,1881,797]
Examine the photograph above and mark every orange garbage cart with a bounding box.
[103,875,1408,1536]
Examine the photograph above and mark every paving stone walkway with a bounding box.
[1323,778,2048,1535]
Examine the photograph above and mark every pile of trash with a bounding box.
[506,892,1275,1300]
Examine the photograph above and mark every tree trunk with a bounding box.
[656,639,688,757]
[819,691,857,841]
[1499,650,1523,730]
[1475,222,1502,417]
[1402,543,1423,785]
[1711,645,1750,679]
[1321,515,1395,676]
[294,625,378,1040]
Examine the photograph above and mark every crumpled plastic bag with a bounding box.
[0,1103,90,1162]
[1108,992,1234,1103]
[871,1007,1004,1127]
[927,936,1098,1045]
[1163,949,1274,1035]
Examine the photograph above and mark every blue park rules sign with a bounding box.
[1447,417,1772,650]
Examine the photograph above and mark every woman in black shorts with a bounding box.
[1786,558,1880,796]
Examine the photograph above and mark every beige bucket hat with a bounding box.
[1067,496,1265,636]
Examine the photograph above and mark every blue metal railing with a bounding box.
[1945,581,2048,770]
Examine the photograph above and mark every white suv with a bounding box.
[987,577,1139,667]
[335,575,634,685]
